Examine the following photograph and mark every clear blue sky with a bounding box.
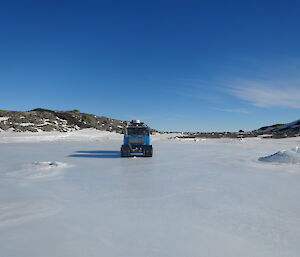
[1,0,300,131]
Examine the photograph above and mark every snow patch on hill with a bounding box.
[259,147,300,164]
[0,117,9,122]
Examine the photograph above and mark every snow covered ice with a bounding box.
[5,161,72,182]
[259,147,300,164]
[1,130,300,257]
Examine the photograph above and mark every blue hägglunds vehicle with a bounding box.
[121,120,153,157]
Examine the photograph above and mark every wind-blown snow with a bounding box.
[259,147,300,164]
[1,130,300,257]
[0,201,61,228]
[5,161,72,182]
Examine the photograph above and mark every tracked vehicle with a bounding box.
[121,120,153,157]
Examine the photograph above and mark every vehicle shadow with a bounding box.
[68,150,121,158]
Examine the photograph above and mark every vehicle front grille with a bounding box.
[128,137,144,144]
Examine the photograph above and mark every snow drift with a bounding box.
[6,161,72,181]
[259,147,300,164]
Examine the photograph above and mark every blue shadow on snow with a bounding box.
[68,150,121,158]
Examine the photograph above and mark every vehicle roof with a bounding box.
[127,125,149,129]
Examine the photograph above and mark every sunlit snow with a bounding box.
[1,130,300,257]
[259,147,300,164]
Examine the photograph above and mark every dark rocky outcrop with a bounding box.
[255,119,300,135]
[0,109,131,133]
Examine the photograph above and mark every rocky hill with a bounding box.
[256,119,300,134]
[0,109,130,133]
[243,118,300,138]
[172,118,300,140]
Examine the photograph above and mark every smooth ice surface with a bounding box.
[1,130,300,257]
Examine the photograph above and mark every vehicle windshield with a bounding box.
[127,127,149,135]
